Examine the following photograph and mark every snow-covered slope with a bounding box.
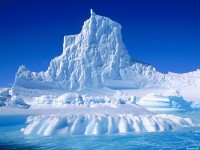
[13,9,200,93]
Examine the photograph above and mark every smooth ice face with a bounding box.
[138,89,191,112]
[13,10,200,92]
[22,114,195,136]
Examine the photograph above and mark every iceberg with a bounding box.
[12,9,200,95]
[0,9,199,137]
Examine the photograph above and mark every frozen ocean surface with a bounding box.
[0,112,199,150]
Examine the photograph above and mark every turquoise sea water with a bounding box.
[0,112,199,150]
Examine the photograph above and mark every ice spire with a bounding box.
[90,9,96,17]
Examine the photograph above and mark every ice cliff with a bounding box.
[13,9,200,91]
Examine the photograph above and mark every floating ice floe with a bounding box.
[22,114,196,136]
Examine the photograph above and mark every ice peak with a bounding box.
[17,65,27,73]
[13,9,200,91]
[14,9,135,90]
[90,9,96,17]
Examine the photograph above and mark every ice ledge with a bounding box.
[22,114,196,136]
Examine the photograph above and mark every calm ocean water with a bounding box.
[0,112,199,150]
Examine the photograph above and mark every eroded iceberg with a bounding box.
[12,9,200,94]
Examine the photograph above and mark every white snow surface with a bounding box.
[22,114,195,136]
[0,104,152,116]
[12,9,200,93]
